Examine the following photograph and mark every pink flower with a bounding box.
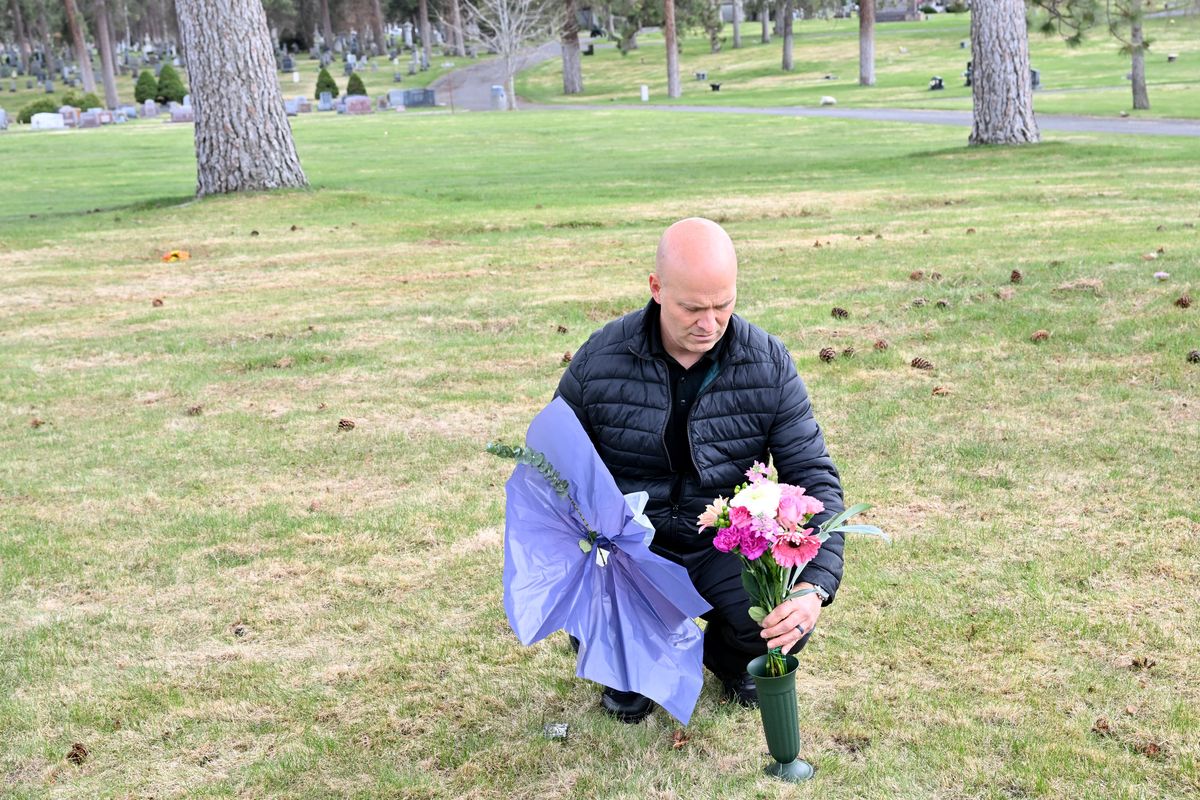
[697,496,729,532]
[745,461,770,484]
[772,529,821,567]
[777,485,823,530]
[729,504,753,528]
[712,525,741,553]
[740,528,772,560]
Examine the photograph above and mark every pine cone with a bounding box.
[873,339,889,351]
[935,299,949,309]
[1188,350,1200,364]
[338,418,356,430]
[930,272,943,282]
[831,307,849,320]
[909,270,924,281]
[910,357,934,370]
[840,347,855,358]
[912,297,927,307]
[556,324,569,334]
[1175,295,1192,309]
[819,347,837,363]
[1010,269,1023,284]
[151,298,164,307]
[1031,330,1050,342]
[186,405,203,416]
[932,385,951,396]
[966,227,976,234]
[561,350,573,365]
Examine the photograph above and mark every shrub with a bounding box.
[134,71,158,104]
[17,97,59,123]
[61,90,103,110]
[346,72,366,96]
[315,67,339,99]
[155,64,187,104]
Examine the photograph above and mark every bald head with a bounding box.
[649,218,739,367]
[654,217,739,289]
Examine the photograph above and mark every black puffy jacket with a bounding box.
[556,300,847,604]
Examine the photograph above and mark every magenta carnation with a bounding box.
[712,526,741,553]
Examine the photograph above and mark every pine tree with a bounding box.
[315,67,339,99]
[135,71,158,104]
[155,64,188,104]
[346,72,366,96]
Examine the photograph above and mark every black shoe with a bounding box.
[600,687,655,723]
[719,672,758,708]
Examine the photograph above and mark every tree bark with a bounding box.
[1130,0,1149,110]
[663,0,680,97]
[418,0,431,67]
[732,0,740,48]
[969,0,1039,145]
[780,0,792,71]
[8,0,33,71]
[773,0,781,34]
[370,0,387,55]
[450,0,465,56]
[858,0,874,86]
[907,0,919,19]
[561,0,582,93]
[64,0,98,91]
[760,0,769,43]
[319,0,333,49]
[175,0,308,196]
[93,0,120,107]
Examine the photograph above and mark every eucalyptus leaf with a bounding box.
[748,606,766,623]
[578,539,592,553]
[786,587,818,601]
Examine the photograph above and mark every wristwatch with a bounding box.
[810,585,831,604]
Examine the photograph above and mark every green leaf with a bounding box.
[786,587,818,601]
[748,606,766,623]
[819,502,872,535]
[578,539,592,553]
[741,571,759,602]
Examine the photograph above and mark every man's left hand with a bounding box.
[760,584,823,655]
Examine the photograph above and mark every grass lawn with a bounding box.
[1,110,1199,799]
[517,13,1200,119]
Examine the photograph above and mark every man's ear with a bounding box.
[649,273,662,304]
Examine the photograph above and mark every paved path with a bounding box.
[431,43,1200,137]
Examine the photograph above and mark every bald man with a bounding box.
[557,218,845,723]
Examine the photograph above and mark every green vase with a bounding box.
[747,653,814,782]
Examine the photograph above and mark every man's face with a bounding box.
[649,270,737,362]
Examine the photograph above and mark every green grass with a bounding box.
[1,110,1199,798]
[517,13,1200,118]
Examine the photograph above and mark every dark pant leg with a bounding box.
[673,547,812,677]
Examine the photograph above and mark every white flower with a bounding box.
[731,481,782,518]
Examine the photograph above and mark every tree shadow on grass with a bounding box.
[3,194,196,227]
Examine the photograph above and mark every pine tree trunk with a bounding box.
[419,0,431,67]
[773,0,781,35]
[1130,0,1149,110]
[9,0,32,71]
[732,0,741,48]
[94,0,120,107]
[907,0,919,18]
[664,0,680,97]
[760,1,770,43]
[780,0,792,71]
[64,0,98,92]
[175,0,308,196]
[506,70,516,110]
[370,0,387,55]
[319,0,333,49]
[561,0,583,93]
[859,0,874,85]
[969,0,1039,145]
[450,0,465,56]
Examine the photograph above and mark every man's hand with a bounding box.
[760,582,823,655]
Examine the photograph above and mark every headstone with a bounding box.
[118,104,139,118]
[98,109,113,124]
[0,108,8,130]
[347,52,358,67]
[344,62,354,76]
[58,106,81,127]
[387,88,405,108]
[819,95,837,105]
[318,91,333,111]
[143,99,159,116]
[491,84,506,110]
[282,54,294,71]
[928,75,944,91]
[403,22,414,47]
[78,110,101,128]
[1030,68,1040,91]
[284,97,300,116]
[31,112,66,130]
[1167,53,1178,63]
[292,71,300,83]
[296,96,312,113]
[44,79,54,93]
[393,72,404,83]
[183,94,191,107]
[640,84,649,102]
[343,94,372,114]
[170,105,194,123]
[695,70,707,80]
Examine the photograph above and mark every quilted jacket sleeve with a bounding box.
[768,345,846,604]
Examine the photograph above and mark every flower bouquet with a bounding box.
[698,462,886,782]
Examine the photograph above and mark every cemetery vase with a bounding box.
[747,653,813,783]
